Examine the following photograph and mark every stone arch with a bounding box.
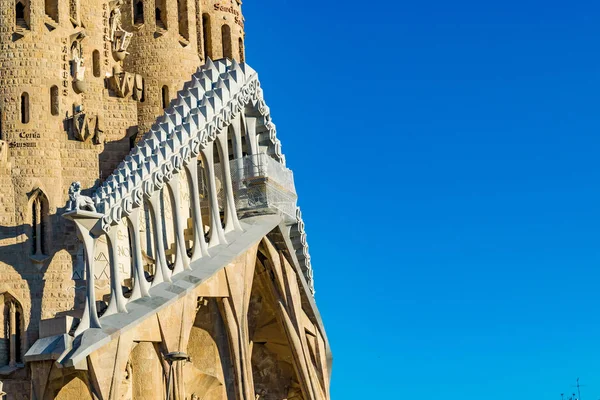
[0,291,25,368]
[184,298,231,400]
[129,342,165,400]
[243,242,316,400]
[29,188,50,258]
[51,373,93,400]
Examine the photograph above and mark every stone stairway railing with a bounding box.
[63,59,315,339]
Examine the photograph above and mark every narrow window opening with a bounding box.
[161,85,169,109]
[221,24,232,59]
[177,0,189,40]
[134,0,144,25]
[238,37,245,62]
[31,191,48,257]
[44,0,58,22]
[155,0,166,30]
[92,50,101,77]
[1,296,24,368]
[50,86,59,116]
[15,1,27,29]
[202,13,212,60]
[20,93,29,124]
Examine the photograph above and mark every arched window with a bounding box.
[134,0,144,25]
[238,37,245,62]
[20,92,29,124]
[44,0,58,22]
[177,0,189,40]
[161,85,169,109]
[202,13,211,60]
[50,86,59,116]
[155,0,166,29]
[31,190,48,257]
[15,1,27,29]
[92,50,101,77]
[0,294,24,368]
[221,24,232,59]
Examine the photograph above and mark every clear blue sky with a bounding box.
[244,1,600,399]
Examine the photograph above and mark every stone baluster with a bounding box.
[184,159,210,262]
[244,117,260,177]
[63,211,103,336]
[126,208,150,301]
[200,145,227,247]
[166,174,189,274]
[146,191,172,285]
[103,228,128,316]
[230,116,245,189]
[216,130,243,233]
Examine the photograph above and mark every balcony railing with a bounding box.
[202,153,298,224]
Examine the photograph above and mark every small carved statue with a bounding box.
[67,182,96,212]
[109,0,133,53]
[108,64,145,100]
[70,32,87,82]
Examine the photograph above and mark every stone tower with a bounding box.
[0,1,330,398]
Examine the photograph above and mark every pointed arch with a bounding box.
[29,188,49,257]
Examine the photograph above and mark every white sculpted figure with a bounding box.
[71,34,86,81]
[67,182,97,212]
[109,0,133,52]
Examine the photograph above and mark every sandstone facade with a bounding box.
[0,0,329,399]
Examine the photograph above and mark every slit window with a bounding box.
[161,85,169,109]
[155,0,166,29]
[134,0,144,25]
[177,0,189,40]
[44,0,58,22]
[221,24,232,59]
[31,190,48,257]
[20,92,29,124]
[15,1,27,28]
[239,38,244,62]
[202,13,211,60]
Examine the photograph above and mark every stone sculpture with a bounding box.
[67,182,97,212]
[109,0,133,54]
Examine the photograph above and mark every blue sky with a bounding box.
[244,1,600,399]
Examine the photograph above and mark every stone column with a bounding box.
[201,145,227,247]
[34,198,42,256]
[127,207,151,301]
[8,302,16,367]
[184,159,210,262]
[216,131,243,234]
[63,210,104,336]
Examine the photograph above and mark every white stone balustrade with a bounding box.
[65,59,316,337]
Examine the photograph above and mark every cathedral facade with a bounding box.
[0,0,330,398]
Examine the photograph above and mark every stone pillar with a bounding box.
[33,198,42,257]
[8,302,16,367]
[201,146,227,247]
[184,158,210,262]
